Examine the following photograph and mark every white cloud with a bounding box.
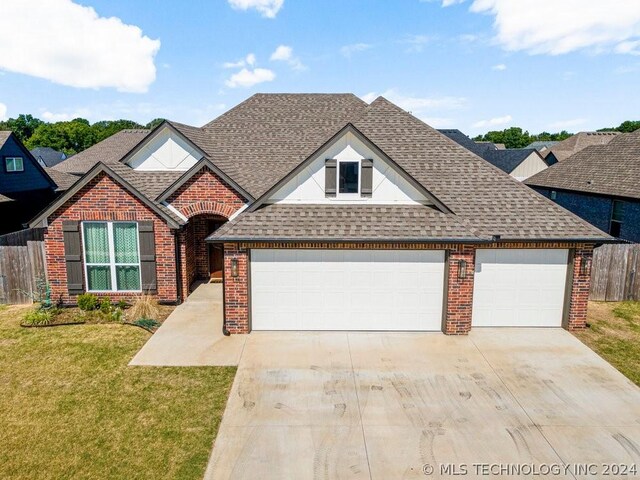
[41,108,92,122]
[548,118,588,130]
[361,88,465,125]
[472,115,513,128]
[363,88,466,111]
[223,53,257,69]
[225,67,275,88]
[463,0,640,56]
[227,0,283,18]
[0,0,160,93]
[340,43,372,58]
[492,63,507,70]
[0,103,7,121]
[399,34,434,53]
[270,45,306,70]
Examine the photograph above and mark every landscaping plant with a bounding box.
[77,293,98,311]
[128,293,159,322]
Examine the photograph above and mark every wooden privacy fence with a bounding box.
[590,243,640,301]
[0,228,46,304]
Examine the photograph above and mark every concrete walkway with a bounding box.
[129,282,245,366]
[205,328,640,479]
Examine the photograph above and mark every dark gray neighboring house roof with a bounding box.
[525,129,640,200]
[438,129,542,175]
[0,131,10,147]
[545,131,620,162]
[483,148,540,174]
[30,147,67,167]
[52,129,149,175]
[208,204,482,242]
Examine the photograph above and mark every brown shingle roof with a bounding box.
[525,129,640,200]
[209,204,481,242]
[546,131,620,162]
[44,168,79,192]
[53,129,149,174]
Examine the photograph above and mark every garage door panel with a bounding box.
[251,249,444,331]
[473,249,568,327]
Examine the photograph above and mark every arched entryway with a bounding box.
[177,208,230,299]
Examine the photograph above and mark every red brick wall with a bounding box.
[223,243,249,334]
[223,242,595,335]
[444,245,475,335]
[44,172,178,304]
[565,246,593,331]
[168,169,245,219]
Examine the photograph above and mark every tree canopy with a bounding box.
[0,116,165,155]
[473,120,640,149]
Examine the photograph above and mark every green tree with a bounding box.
[26,119,96,155]
[0,114,45,143]
[91,119,144,143]
[145,118,165,130]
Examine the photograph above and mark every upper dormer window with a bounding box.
[339,161,359,194]
[5,156,24,173]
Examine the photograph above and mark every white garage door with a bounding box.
[472,249,569,327]
[250,249,445,331]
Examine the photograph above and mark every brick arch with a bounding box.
[179,201,237,219]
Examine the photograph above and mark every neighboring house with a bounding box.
[30,147,67,168]
[526,140,559,157]
[31,94,609,336]
[438,129,548,180]
[526,129,640,243]
[0,131,77,234]
[543,131,620,163]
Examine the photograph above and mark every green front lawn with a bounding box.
[575,301,640,386]
[0,305,236,480]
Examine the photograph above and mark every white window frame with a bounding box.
[337,159,361,198]
[81,221,142,293]
[5,156,24,172]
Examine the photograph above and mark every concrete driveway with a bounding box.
[205,328,640,479]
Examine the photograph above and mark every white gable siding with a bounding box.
[127,127,203,171]
[511,152,548,181]
[268,131,429,205]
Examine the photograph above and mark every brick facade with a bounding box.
[565,246,593,331]
[223,241,594,335]
[44,172,178,304]
[223,243,249,334]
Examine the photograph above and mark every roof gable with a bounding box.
[249,123,451,213]
[124,123,204,171]
[29,162,183,229]
[0,131,57,193]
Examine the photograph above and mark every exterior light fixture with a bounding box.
[580,256,591,276]
[231,258,239,278]
[458,259,467,279]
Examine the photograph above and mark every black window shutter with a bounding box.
[325,159,337,197]
[138,221,157,292]
[361,159,373,197]
[62,221,84,295]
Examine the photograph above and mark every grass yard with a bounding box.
[575,301,640,386]
[0,304,236,480]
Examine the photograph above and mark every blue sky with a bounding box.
[1,0,639,135]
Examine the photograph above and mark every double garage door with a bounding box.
[250,248,569,331]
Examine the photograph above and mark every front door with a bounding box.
[207,220,225,281]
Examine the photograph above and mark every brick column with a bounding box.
[223,243,250,334]
[565,246,593,331]
[444,246,475,335]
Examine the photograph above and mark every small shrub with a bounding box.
[128,293,159,321]
[134,318,160,330]
[111,307,124,323]
[116,300,127,310]
[99,297,112,314]
[78,293,98,311]
[24,308,55,326]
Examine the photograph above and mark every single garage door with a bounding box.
[250,249,445,331]
[472,249,569,327]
